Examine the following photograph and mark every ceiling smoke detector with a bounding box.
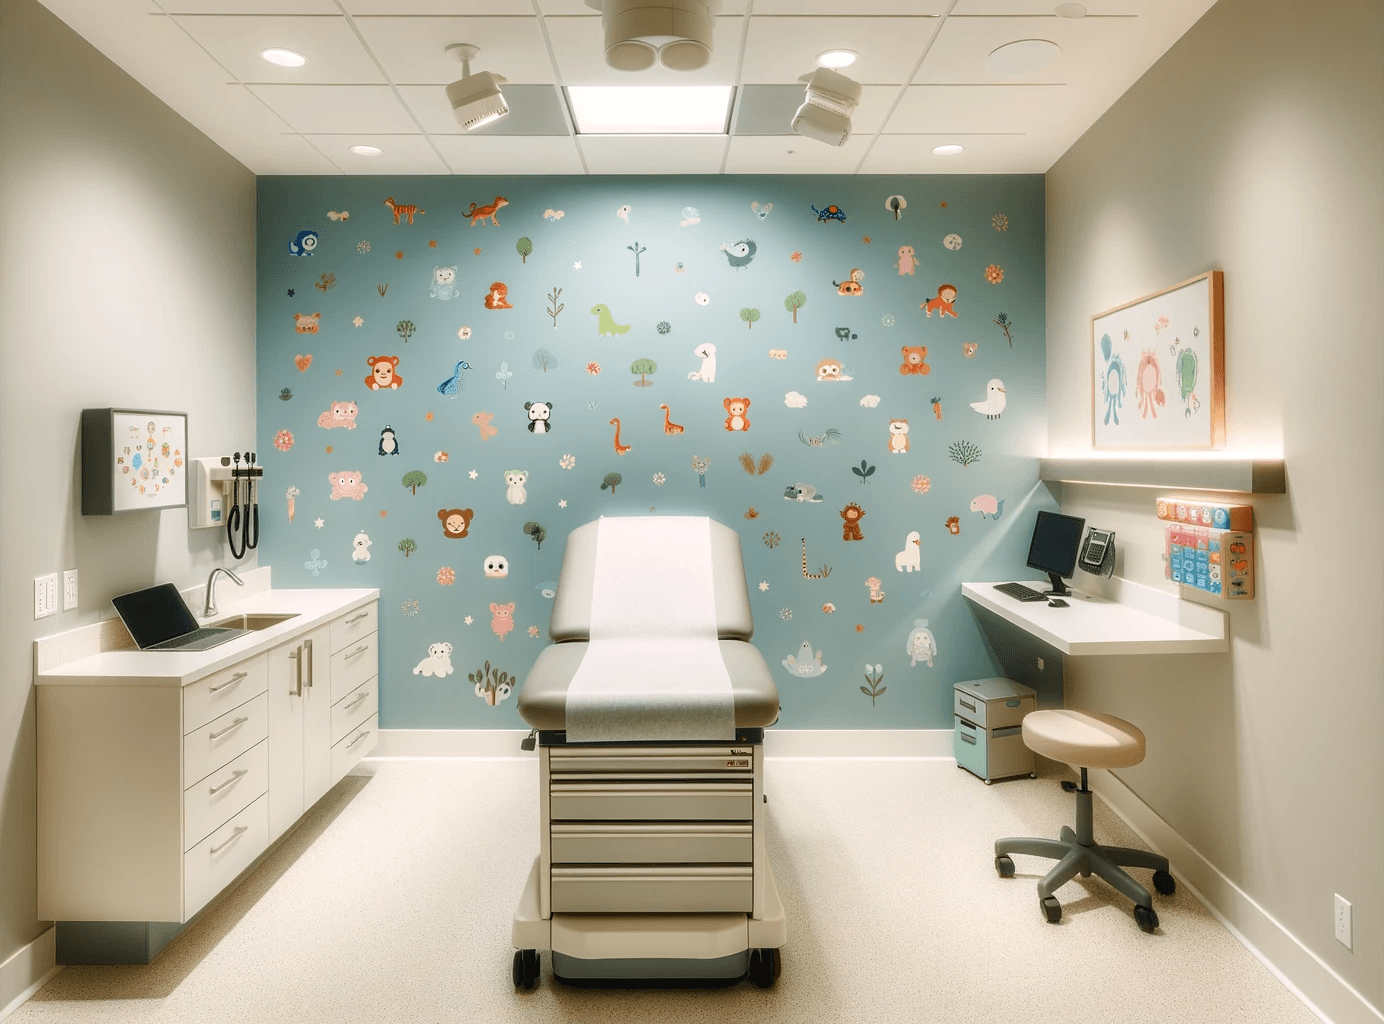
[791,67,862,147]
[584,0,719,73]
[444,44,509,131]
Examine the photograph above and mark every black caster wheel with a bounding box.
[512,949,540,989]
[1152,870,1176,896]
[1029,772,1037,779]
[1134,905,1159,933]
[1041,896,1062,924]
[995,855,1015,878]
[748,947,780,988]
[1061,780,1078,792]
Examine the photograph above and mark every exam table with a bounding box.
[511,517,786,989]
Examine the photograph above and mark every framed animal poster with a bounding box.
[81,408,188,515]
[1091,270,1224,449]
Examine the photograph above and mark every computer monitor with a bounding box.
[1026,510,1086,596]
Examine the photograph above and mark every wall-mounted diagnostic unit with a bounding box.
[190,455,262,559]
[81,409,188,516]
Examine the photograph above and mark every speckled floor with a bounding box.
[16,756,1317,1024]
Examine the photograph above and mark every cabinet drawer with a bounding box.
[331,678,378,745]
[954,716,1034,783]
[330,632,378,704]
[952,689,1033,730]
[184,739,268,852]
[331,714,378,784]
[550,746,755,775]
[550,782,753,822]
[330,603,377,655]
[551,866,752,913]
[550,823,752,864]
[184,655,268,735]
[183,692,269,788]
[184,793,268,919]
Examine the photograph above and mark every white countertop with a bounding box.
[961,580,1228,656]
[36,588,379,686]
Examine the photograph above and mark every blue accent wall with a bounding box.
[256,174,1050,729]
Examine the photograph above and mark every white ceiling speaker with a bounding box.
[584,0,719,73]
[444,44,509,131]
[791,67,862,147]
[986,39,1062,75]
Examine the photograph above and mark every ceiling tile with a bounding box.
[914,12,1140,84]
[723,134,872,174]
[887,83,1066,134]
[345,0,555,11]
[170,14,385,84]
[545,14,743,86]
[751,0,948,12]
[352,16,555,85]
[860,132,1061,173]
[950,1,1147,13]
[301,133,450,173]
[160,1,339,12]
[431,134,585,174]
[397,84,569,136]
[740,16,940,85]
[577,135,726,174]
[734,84,897,137]
[246,84,418,133]
[227,133,343,174]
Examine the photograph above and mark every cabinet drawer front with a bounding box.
[183,692,269,788]
[550,782,753,822]
[330,603,378,655]
[550,866,752,913]
[184,793,268,920]
[330,633,378,705]
[331,678,378,745]
[550,823,752,864]
[550,747,756,775]
[184,656,268,735]
[185,740,268,852]
[331,714,378,785]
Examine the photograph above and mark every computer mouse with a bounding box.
[1047,599,1069,608]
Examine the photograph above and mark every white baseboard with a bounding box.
[0,927,59,1022]
[369,729,956,760]
[1091,768,1382,1024]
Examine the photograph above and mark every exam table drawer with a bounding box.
[549,782,754,822]
[550,747,754,775]
[550,866,753,913]
[551,823,753,864]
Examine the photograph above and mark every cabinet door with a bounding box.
[300,624,334,812]
[267,637,305,842]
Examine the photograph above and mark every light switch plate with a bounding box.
[63,569,79,611]
[34,575,58,619]
[1335,894,1352,949]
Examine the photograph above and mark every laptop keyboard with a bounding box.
[153,627,226,650]
[992,582,1047,603]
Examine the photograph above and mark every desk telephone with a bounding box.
[1078,528,1115,578]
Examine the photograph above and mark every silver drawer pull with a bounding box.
[209,717,248,740]
[208,672,248,694]
[345,643,370,659]
[959,732,977,746]
[345,611,369,624]
[346,729,371,749]
[209,768,248,795]
[210,825,248,855]
[343,691,369,711]
[959,698,977,712]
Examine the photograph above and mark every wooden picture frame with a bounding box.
[1091,270,1224,450]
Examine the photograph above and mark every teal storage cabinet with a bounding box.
[953,678,1036,784]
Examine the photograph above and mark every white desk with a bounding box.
[961,579,1228,656]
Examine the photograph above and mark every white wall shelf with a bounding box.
[1039,456,1285,494]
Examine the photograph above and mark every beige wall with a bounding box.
[0,0,256,968]
[1046,0,1383,1016]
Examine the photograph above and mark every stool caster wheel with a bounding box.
[1041,896,1062,924]
[748,947,781,988]
[1152,870,1176,896]
[984,778,993,785]
[995,855,1015,878]
[1030,772,1037,779]
[1061,780,1078,792]
[512,949,540,989]
[1134,905,1159,933]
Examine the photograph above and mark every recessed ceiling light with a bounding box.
[260,48,306,68]
[932,144,964,156]
[986,39,1061,75]
[817,49,857,69]
[348,145,383,157]
[567,86,733,134]
[1055,3,1087,17]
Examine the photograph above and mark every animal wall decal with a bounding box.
[383,197,424,224]
[377,425,399,456]
[721,239,757,269]
[504,470,529,505]
[896,246,918,276]
[609,418,632,455]
[288,230,318,256]
[900,346,930,376]
[687,343,717,382]
[484,555,509,578]
[970,379,1007,419]
[1135,349,1165,418]
[471,411,497,440]
[723,398,751,432]
[783,483,824,503]
[413,643,454,677]
[660,405,685,435]
[524,401,554,434]
[328,471,368,501]
[864,577,884,604]
[365,355,403,390]
[800,538,831,579]
[887,419,910,453]
[436,360,471,397]
[751,201,773,220]
[923,284,958,318]
[465,196,508,226]
[438,508,474,538]
[970,495,1005,520]
[945,516,960,535]
[484,282,512,309]
[906,619,937,668]
[782,640,828,677]
[840,502,866,541]
[489,602,516,640]
[591,303,631,336]
[293,312,321,333]
[815,359,852,382]
[430,266,459,300]
[812,204,846,223]
[895,531,921,572]
[317,401,358,429]
[834,268,864,296]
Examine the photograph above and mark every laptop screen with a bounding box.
[112,583,201,649]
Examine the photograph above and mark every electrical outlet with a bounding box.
[34,575,58,619]
[1335,894,1352,950]
[63,569,79,611]
[1037,657,1045,671]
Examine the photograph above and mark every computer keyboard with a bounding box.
[152,627,226,650]
[993,582,1048,603]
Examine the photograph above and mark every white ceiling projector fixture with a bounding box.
[791,67,862,147]
[444,44,509,131]
[585,0,719,73]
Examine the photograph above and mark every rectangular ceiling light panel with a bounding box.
[567,85,733,134]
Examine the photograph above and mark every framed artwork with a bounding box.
[1091,270,1224,450]
[81,408,189,515]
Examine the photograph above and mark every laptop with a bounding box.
[112,583,250,652]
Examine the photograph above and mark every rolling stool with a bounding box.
[994,709,1176,932]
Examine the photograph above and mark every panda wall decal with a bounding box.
[525,401,554,434]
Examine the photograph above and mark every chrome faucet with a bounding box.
[204,567,244,618]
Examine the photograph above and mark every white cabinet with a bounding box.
[267,625,332,841]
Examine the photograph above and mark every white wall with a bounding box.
[1046,1,1383,1019]
[0,0,256,972]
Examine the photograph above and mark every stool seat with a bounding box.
[1022,709,1146,770]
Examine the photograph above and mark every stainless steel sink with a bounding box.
[210,613,300,631]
